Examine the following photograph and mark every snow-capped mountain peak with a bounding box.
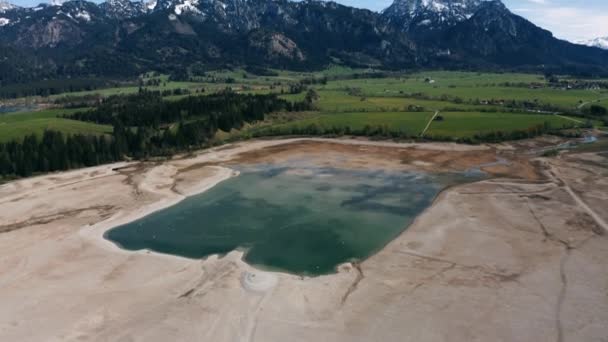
[100,0,147,19]
[0,0,18,13]
[579,36,608,50]
[382,0,491,32]
[383,0,486,16]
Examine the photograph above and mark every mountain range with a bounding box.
[0,0,607,85]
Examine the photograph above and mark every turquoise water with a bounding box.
[105,164,474,275]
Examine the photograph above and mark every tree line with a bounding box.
[66,89,310,129]
[0,78,121,99]
[1,91,312,179]
[0,131,117,178]
[250,121,574,144]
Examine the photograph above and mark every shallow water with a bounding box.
[105,164,478,275]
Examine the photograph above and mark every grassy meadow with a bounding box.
[425,112,577,138]
[0,108,111,143]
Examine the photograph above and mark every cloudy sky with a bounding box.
[9,0,608,42]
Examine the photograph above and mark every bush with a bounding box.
[542,149,559,157]
[589,105,607,116]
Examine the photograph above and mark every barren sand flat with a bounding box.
[0,138,607,341]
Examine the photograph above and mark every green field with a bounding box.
[258,70,602,139]
[300,90,496,113]
[425,112,577,138]
[0,108,111,142]
[50,81,208,99]
[3,69,605,143]
[325,77,604,110]
[13,69,606,112]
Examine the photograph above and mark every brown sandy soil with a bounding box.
[228,139,540,180]
[0,138,606,342]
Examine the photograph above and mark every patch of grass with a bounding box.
[0,108,111,142]
[425,112,577,138]
[542,149,559,157]
[0,107,84,121]
[310,90,496,113]
[49,80,209,99]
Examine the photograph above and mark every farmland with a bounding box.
[1,69,607,143]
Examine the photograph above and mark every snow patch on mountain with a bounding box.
[101,0,147,19]
[146,0,157,10]
[384,0,485,16]
[0,17,9,26]
[174,0,201,15]
[382,0,491,31]
[0,0,17,13]
[579,37,608,50]
[75,10,91,21]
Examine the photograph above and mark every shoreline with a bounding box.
[79,165,239,262]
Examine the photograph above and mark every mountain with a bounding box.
[0,0,607,85]
[439,1,608,73]
[579,36,608,50]
[0,0,18,12]
[100,0,147,19]
[382,0,485,34]
[0,0,22,27]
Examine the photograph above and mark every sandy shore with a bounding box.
[0,137,607,341]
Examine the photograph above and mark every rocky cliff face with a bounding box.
[100,0,147,19]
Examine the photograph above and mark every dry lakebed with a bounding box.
[0,137,607,342]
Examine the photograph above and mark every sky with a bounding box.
[7,0,608,42]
